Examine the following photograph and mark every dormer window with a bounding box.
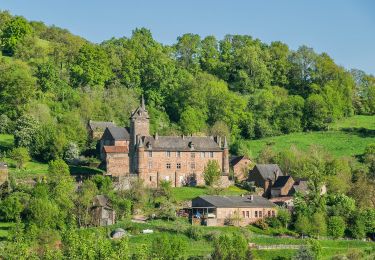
[188,142,195,150]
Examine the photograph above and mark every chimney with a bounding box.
[274,170,279,181]
[249,195,254,201]
[154,132,159,140]
[182,134,185,140]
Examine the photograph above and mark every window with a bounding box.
[190,163,195,169]
[255,211,258,218]
[148,151,152,157]
[268,211,271,217]
[176,151,181,157]
[177,163,181,169]
[201,152,205,158]
[210,152,214,158]
[272,211,275,217]
[149,176,152,181]
[166,151,171,157]
[242,211,245,218]
[246,211,250,218]
[191,152,195,158]
[148,162,152,169]
[259,211,263,217]
[166,163,171,169]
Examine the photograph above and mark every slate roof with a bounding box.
[230,155,250,166]
[272,176,293,189]
[103,126,130,141]
[142,136,222,152]
[103,146,129,153]
[192,195,277,208]
[88,120,116,131]
[130,96,149,120]
[254,164,283,181]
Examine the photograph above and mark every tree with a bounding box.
[328,216,346,239]
[277,208,291,228]
[204,160,221,186]
[0,59,37,118]
[10,147,30,169]
[63,142,79,162]
[13,115,38,149]
[294,215,311,235]
[0,16,32,55]
[70,43,112,88]
[48,158,70,182]
[0,114,11,133]
[179,106,207,134]
[310,212,327,237]
[0,192,29,221]
[175,33,201,71]
[303,94,329,130]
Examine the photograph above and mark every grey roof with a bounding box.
[230,155,250,166]
[272,176,293,189]
[192,195,277,208]
[88,120,116,131]
[142,136,222,152]
[292,179,309,194]
[130,97,149,120]
[254,164,283,181]
[103,126,130,141]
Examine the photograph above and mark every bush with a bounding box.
[253,219,269,230]
[185,226,203,240]
[10,147,30,169]
[328,216,346,239]
[266,216,282,228]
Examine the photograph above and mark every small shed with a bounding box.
[90,195,116,226]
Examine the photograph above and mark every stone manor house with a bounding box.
[100,97,230,188]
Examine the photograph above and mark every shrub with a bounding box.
[266,216,282,228]
[328,216,346,239]
[253,219,269,230]
[185,226,203,240]
[10,147,30,169]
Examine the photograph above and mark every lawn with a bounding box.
[241,115,375,158]
[172,185,249,202]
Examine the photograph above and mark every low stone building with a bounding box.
[248,164,284,197]
[230,155,253,181]
[0,162,8,186]
[88,120,116,140]
[191,195,277,226]
[90,195,116,226]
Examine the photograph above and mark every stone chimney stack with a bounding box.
[222,136,229,176]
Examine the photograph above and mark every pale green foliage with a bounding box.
[328,216,346,238]
[10,146,30,169]
[203,160,221,186]
[211,233,249,260]
[0,16,32,55]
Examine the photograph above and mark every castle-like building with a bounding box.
[100,97,230,188]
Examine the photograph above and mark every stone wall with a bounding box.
[215,207,277,226]
[106,153,130,177]
[138,150,224,187]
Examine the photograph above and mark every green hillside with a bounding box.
[242,115,375,158]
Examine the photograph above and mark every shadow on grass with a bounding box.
[69,165,104,176]
[341,127,375,138]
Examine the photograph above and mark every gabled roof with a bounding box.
[230,155,250,166]
[272,176,294,189]
[253,164,283,181]
[102,126,130,141]
[142,136,222,152]
[292,179,309,194]
[88,120,116,131]
[192,195,276,208]
[130,96,149,120]
[103,146,129,153]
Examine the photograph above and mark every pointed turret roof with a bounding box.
[130,95,149,120]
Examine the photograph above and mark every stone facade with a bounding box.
[230,156,253,181]
[101,97,230,188]
[191,195,277,227]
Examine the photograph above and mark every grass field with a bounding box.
[242,115,375,158]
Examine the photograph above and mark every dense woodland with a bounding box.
[0,11,375,259]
